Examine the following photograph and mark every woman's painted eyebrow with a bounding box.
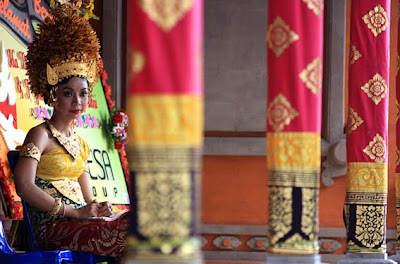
[61,87,88,91]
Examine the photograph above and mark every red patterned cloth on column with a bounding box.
[266,0,323,254]
[126,0,203,262]
[345,0,390,253]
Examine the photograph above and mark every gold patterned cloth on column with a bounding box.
[126,0,203,262]
[345,0,390,253]
[266,0,323,254]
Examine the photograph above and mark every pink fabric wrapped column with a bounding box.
[266,0,323,254]
[345,0,390,253]
[125,0,203,262]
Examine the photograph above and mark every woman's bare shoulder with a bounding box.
[23,122,51,151]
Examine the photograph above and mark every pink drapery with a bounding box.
[125,0,203,262]
[345,0,390,253]
[266,0,323,254]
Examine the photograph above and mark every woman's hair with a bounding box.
[26,1,100,106]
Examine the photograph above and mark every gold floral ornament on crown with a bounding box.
[26,1,100,106]
[139,0,194,32]
[348,107,364,134]
[47,61,97,86]
[302,0,323,16]
[362,4,388,37]
[349,45,362,65]
[396,148,400,167]
[299,57,322,95]
[267,16,299,57]
[267,93,298,132]
[363,133,386,163]
[361,73,387,105]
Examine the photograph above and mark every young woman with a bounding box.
[13,1,128,259]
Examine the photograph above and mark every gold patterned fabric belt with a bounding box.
[44,178,85,204]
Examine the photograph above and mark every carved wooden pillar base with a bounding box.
[338,253,396,264]
[266,254,321,264]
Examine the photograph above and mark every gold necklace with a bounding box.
[46,120,81,160]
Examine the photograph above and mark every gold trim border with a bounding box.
[346,162,388,193]
[267,132,320,171]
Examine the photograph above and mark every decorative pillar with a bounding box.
[340,1,394,263]
[266,0,323,263]
[391,0,400,262]
[125,0,203,263]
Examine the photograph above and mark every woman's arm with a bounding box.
[78,171,94,203]
[14,126,55,212]
[78,172,113,217]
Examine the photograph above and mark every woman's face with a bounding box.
[54,77,89,118]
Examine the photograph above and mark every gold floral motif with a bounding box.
[47,120,81,160]
[269,186,292,244]
[267,132,320,171]
[363,134,386,163]
[136,171,191,240]
[267,94,298,132]
[129,47,146,81]
[361,73,387,105]
[347,162,387,193]
[51,178,84,204]
[139,0,194,32]
[20,142,41,162]
[46,61,97,86]
[299,57,322,95]
[127,236,199,259]
[355,205,385,248]
[348,107,364,134]
[267,17,299,57]
[350,45,362,65]
[128,96,203,147]
[301,188,318,240]
[302,0,323,16]
[269,233,319,254]
[362,4,388,37]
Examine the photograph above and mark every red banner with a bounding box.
[345,0,390,253]
[126,0,203,262]
[266,0,323,255]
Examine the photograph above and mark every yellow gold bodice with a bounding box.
[36,136,90,181]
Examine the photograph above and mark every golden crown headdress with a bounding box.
[26,0,100,106]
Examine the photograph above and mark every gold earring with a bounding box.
[48,86,58,107]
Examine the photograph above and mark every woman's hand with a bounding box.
[97,201,113,217]
[74,201,100,219]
